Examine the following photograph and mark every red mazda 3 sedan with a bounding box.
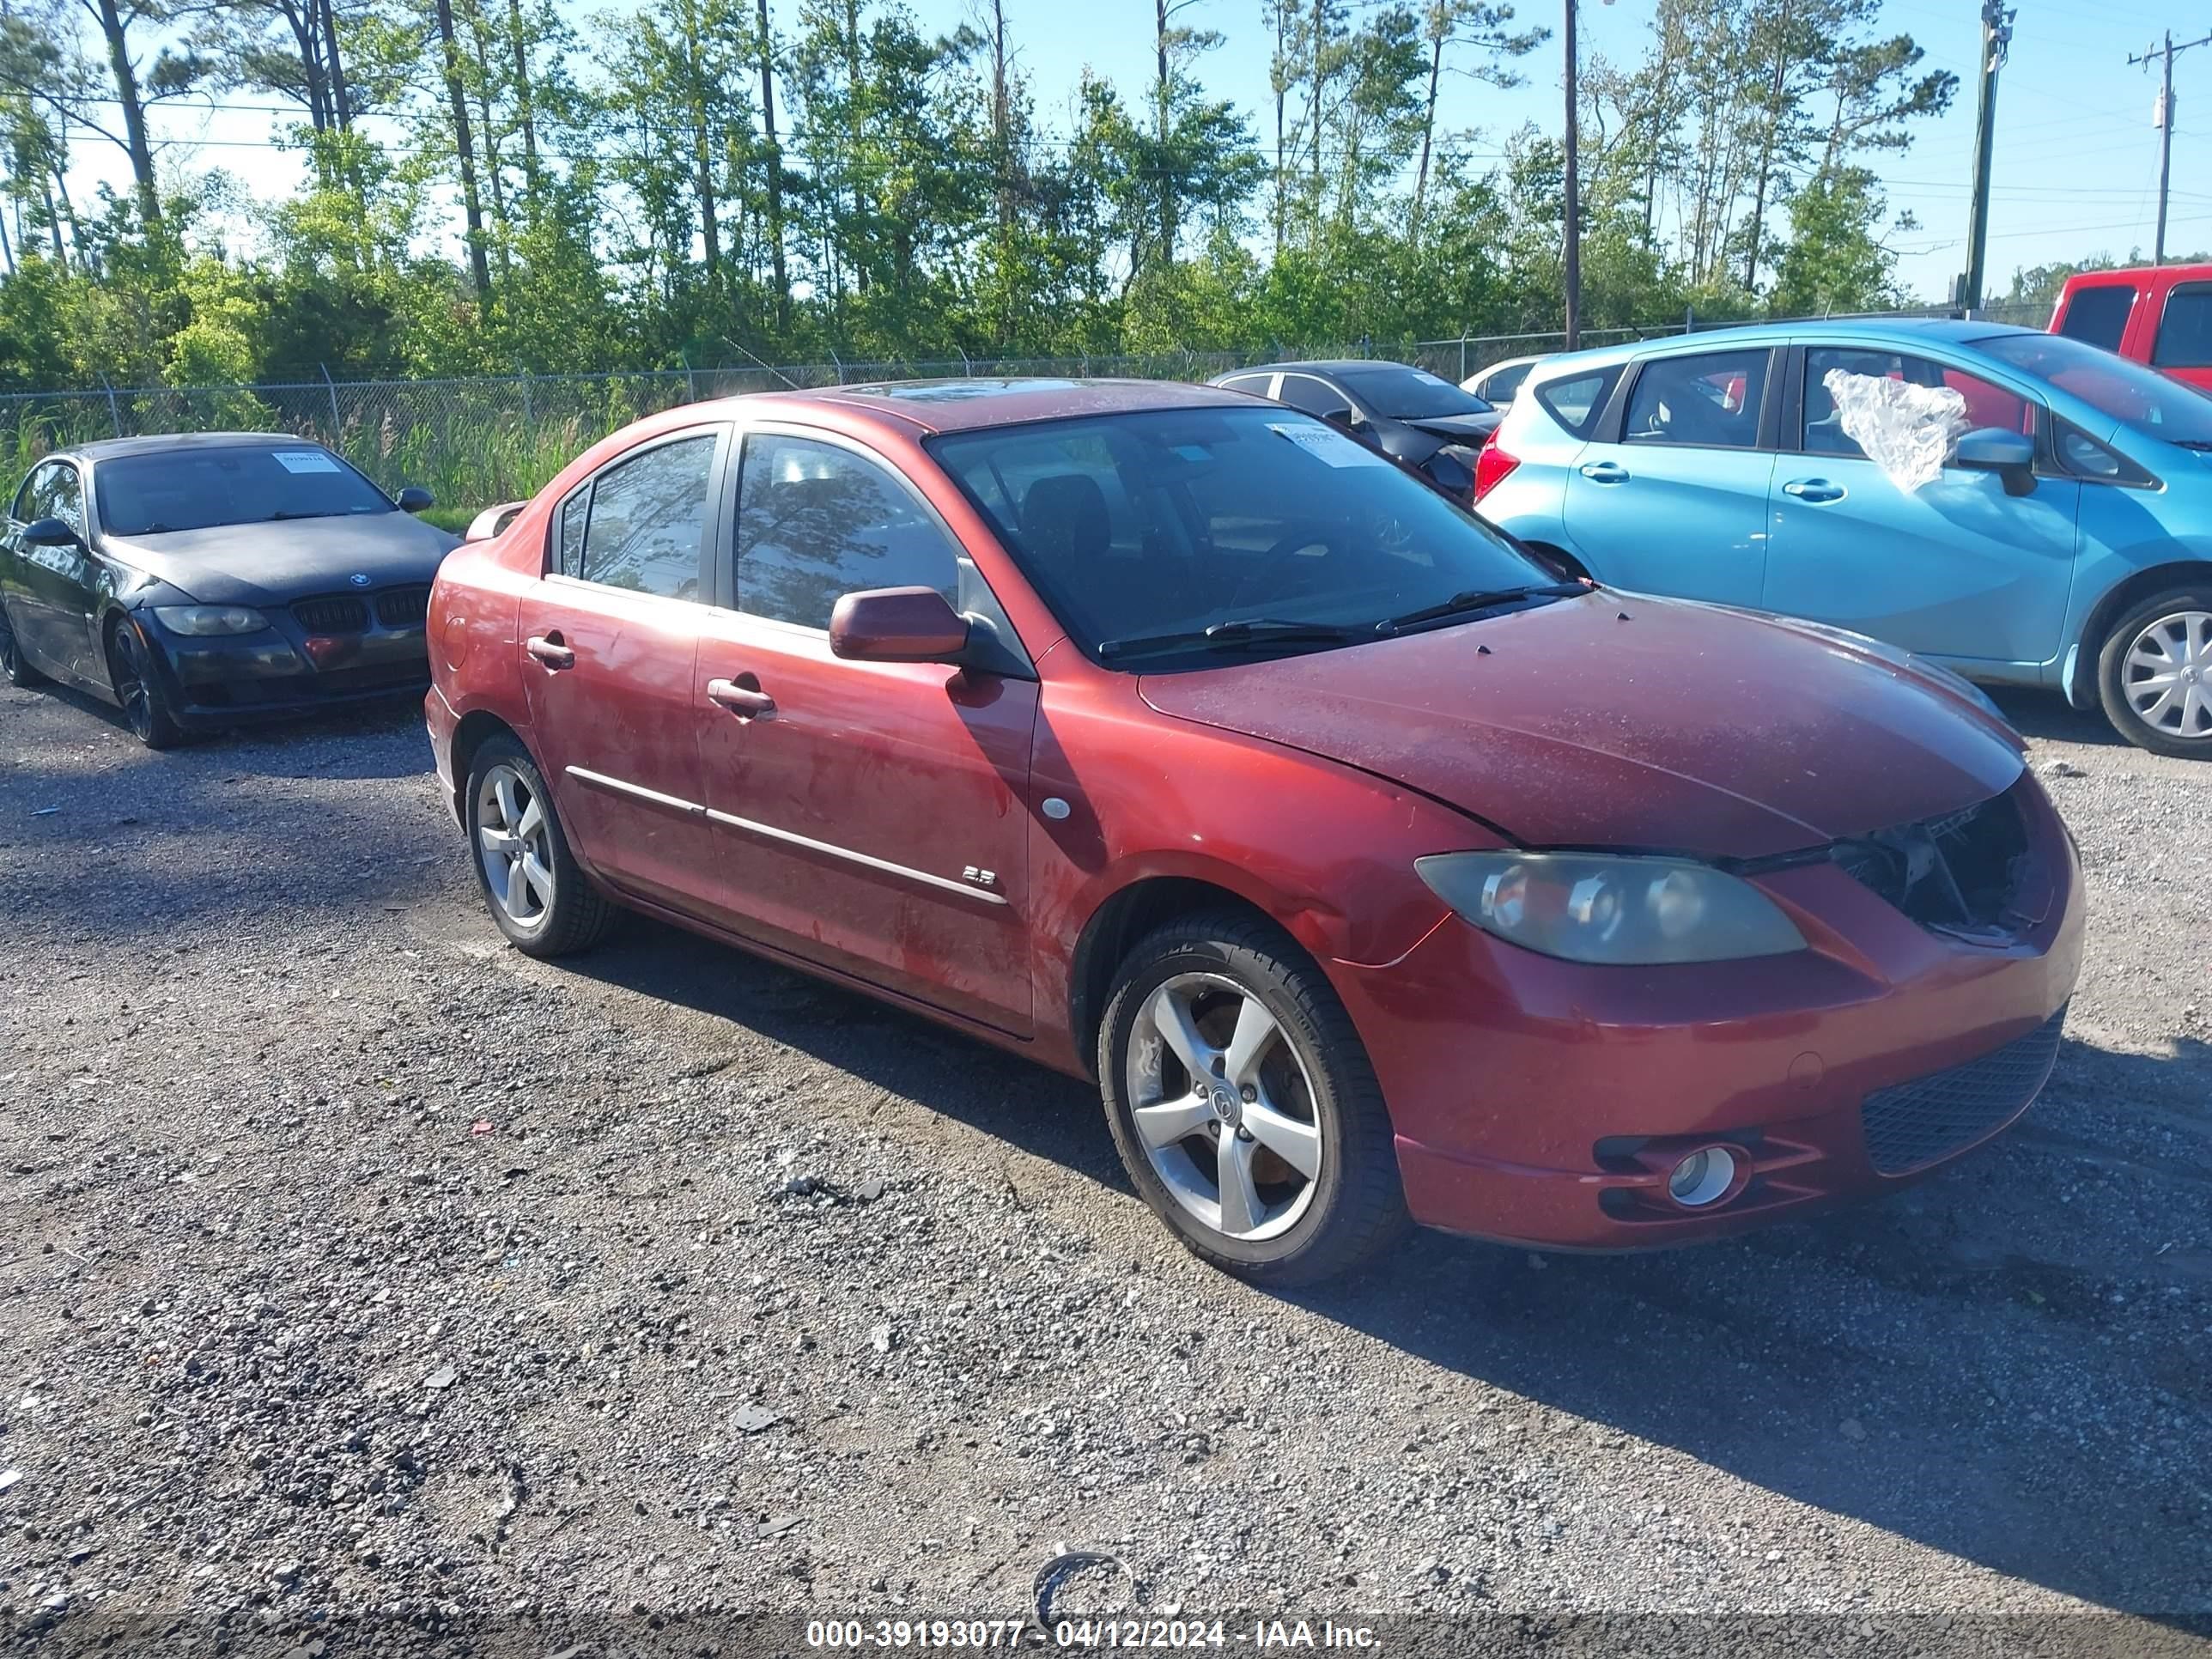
[425,380,2084,1284]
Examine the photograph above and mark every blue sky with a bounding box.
[65,0,2212,310]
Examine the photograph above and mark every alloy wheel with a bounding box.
[1123,971,1324,1242]
[2124,609,2212,742]
[110,627,155,742]
[476,762,556,926]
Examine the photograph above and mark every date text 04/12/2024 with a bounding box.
[803,1620,1382,1650]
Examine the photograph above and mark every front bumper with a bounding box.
[1335,779,2086,1249]
[148,612,430,726]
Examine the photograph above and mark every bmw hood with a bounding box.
[1137,591,2027,859]
[106,513,460,607]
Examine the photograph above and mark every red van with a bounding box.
[2049,264,2212,391]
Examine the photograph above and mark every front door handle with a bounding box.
[706,677,775,720]
[1579,460,1630,483]
[526,633,575,670]
[1781,478,1848,504]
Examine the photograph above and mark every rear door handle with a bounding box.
[1781,478,1847,504]
[1579,461,1629,483]
[526,634,574,670]
[706,677,775,720]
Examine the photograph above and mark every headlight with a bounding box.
[150,605,271,636]
[1414,852,1807,964]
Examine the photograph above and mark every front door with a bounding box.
[516,424,731,913]
[6,460,100,683]
[1764,344,2080,666]
[694,428,1037,1036]
[1564,344,1778,606]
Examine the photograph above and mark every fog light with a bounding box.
[1668,1146,1736,1208]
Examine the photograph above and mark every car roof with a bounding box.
[1535,317,2044,372]
[66,431,321,463]
[738,377,1249,434]
[2064,262,2212,284]
[1225,361,1427,379]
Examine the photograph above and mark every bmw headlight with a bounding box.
[150,605,271,636]
[1414,852,1807,964]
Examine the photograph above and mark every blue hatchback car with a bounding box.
[1476,319,2212,757]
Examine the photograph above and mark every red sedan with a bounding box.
[425,380,2084,1284]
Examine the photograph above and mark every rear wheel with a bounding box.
[2097,588,2212,757]
[105,617,181,750]
[1097,913,1408,1285]
[0,599,46,688]
[465,735,617,957]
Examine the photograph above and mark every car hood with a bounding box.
[104,514,460,606]
[1137,592,2026,858]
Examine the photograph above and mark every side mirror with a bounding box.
[397,486,435,514]
[829,586,970,664]
[1954,428,2037,496]
[21,516,78,549]
[464,500,527,542]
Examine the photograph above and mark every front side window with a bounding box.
[931,405,1559,666]
[12,467,44,521]
[1803,349,2033,462]
[1623,349,1769,448]
[1276,374,1350,417]
[574,433,717,601]
[2057,285,2135,352]
[46,464,83,534]
[94,446,389,537]
[733,434,966,629]
[2153,283,2212,369]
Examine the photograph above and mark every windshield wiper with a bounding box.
[2175,439,2212,453]
[265,508,346,521]
[1375,581,1584,636]
[1096,617,1364,660]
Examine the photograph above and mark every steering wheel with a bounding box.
[1224,526,1342,611]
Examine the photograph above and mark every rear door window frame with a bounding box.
[544,422,732,605]
[1601,345,1780,450]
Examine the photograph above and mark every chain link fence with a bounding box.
[0,310,2063,514]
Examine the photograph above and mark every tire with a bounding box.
[1097,912,1409,1285]
[464,733,617,957]
[0,598,46,688]
[105,617,182,750]
[2096,587,2212,757]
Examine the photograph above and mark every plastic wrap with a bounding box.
[1821,369,1970,492]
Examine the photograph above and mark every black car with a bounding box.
[0,433,457,748]
[1208,361,1503,501]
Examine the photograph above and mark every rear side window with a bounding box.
[1531,367,1620,437]
[575,433,717,601]
[2058,285,2135,352]
[2152,283,2212,368]
[1217,374,1273,396]
[556,489,586,575]
[1623,349,1769,449]
[1483,362,1534,402]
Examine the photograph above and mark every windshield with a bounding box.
[928,405,1559,667]
[94,446,394,536]
[1335,364,1492,420]
[1973,331,2212,447]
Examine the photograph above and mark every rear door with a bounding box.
[693,427,1037,1036]
[1563,344,1778,605]
[514,424,730,913]
[1763,343,2079,666]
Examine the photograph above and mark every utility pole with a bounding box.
[1961,0,2014,313]
[1562,0,1580,349]
[2129,31,2212,266]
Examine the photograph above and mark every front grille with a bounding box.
[1859,1006,2067,1175]
[374,585,430,628]
[1832,782,2037,942]
[293,593,368,633]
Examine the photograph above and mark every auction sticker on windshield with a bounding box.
[272,450,343,473]
[1269,422,1389,467]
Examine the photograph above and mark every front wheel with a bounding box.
[0,599,46,688]
[1097,913,1408,1285]
[106,618,181,749]
[2097,589,2212,757]
[465,735,617,957]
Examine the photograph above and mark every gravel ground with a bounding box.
[1,676,2208,1653]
